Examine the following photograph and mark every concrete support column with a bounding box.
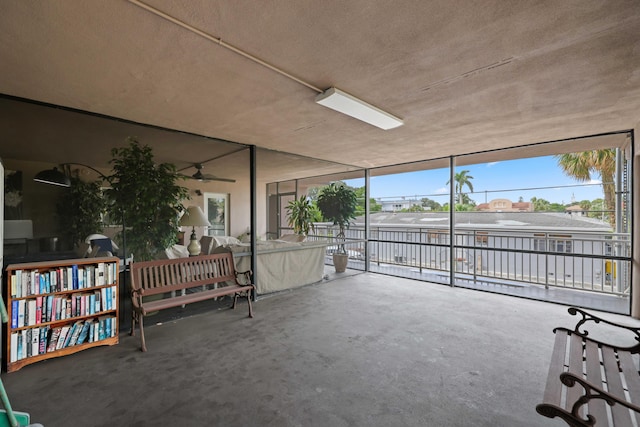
[631,130,639,318]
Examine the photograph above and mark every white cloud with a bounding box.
[435,187,449,194]
[588,179,602,185]
[487,162,500,167]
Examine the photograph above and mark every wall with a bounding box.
[2,159,68,241]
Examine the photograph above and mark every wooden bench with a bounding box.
[129,252,255,352]
[537,307,640,426]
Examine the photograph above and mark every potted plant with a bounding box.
[316,182,357,273]
[285,195,318,237]
[104,138,189,261]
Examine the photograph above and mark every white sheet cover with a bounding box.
[229,240,328,294]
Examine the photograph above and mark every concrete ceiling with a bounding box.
[1,1,639,182]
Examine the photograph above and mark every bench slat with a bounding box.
[543,331,569,405]
[567,332,586,419]
[601,346,633,426]
[584,338,608,425]
[140,285,251,314]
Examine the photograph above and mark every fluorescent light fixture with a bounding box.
[315,87,403,130]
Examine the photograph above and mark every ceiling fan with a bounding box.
[183,164,236,183]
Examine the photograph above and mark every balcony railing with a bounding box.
[308,223,631,296]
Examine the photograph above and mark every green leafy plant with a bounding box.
[316,182,357,254]
[104,138,189,261]
[56,175,105,249]
[285,195,318,236]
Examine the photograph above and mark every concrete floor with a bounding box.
[3,272,639,427]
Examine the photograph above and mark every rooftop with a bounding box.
[358,211,612,231]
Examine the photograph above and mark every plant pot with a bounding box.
[333,253,349,273]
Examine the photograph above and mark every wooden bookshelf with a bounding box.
[4,256,119,372]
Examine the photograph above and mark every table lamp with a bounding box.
[179,206,211,256]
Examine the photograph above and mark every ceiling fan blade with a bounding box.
[202,174,236,183]
[185,164,236,183]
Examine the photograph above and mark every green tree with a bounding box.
[421,197,442,211]
[56,175,106,249]
[588,198,607,221]
[530,197,551,212]
[353,186,382,216]
[555,149,616,225]
[317,182,357,254]
[105,138,189,261]
[549,203,566,212]
[285,195,317,235]
[401,205,424,212]
[579,199,592,211]
[446,170,475,204]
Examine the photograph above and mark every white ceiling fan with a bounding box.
[183,164,236,183]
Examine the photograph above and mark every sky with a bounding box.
[345,155,605,205]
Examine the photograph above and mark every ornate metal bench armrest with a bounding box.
[555,306,640,353]
[234,269,254,287]
[565,372,640,417]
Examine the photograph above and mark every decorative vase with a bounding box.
[333,253,349,273]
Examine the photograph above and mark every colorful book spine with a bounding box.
[11,300,18,329]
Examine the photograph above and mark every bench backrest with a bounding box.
[130,253,237,297]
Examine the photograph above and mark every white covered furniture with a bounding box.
[228,239,328,295]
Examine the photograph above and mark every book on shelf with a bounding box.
[111,286,117,309]
[72,264,78,290]
[15,270,22,298]
[79,294,86,316]
[100,287,108,311]
[17,300,25,328]
[46,295,54,323]
[10,332,17,362]
[78,267,85,289]
[76,321,92,345]
[49,270,57,293]
[27,299,37,326]
[17,332,24,360]
[51,297,58,322]
[10,271,17,298]
[38,327,49,355]
[31,327,40,356]
[35,296,43,324]
[94,290,101,313]
[67,320,85,347]
[97,262,105,286]
[88,319,95,343]
[62,322,77,348]
[46,326,62,353]
[89,293,96,315]
[97,316,106,340]
[71,293,77,317]
[24,329,32,358]
[55,325,71,350]
[11,300,18,329]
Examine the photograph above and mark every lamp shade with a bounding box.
[179,206,211,227]
[33,167,71,187]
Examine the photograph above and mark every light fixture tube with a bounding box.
[315,87,403,130]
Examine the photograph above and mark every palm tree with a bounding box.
[555,149,616,226]
[447,170,475,204]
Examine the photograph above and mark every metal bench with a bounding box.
[129,252,255,351]
[536,307,640,426]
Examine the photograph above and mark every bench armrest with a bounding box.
[234,269,254,287]
[555,306,640,353]
[551,372,640,424]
